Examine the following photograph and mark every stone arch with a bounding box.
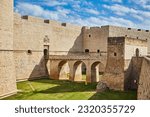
[91,61,101,82]
[58,60,70,80]
[73,61,86,82]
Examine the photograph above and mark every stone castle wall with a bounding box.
[0,0,17,98]
[83,25,150,53]
[124,37,147,70]
[125,57,143,90]
[108,25,150,53]
[82,26,109,53]
[138,56,150,100]
[13,13,150,82]
[100,37,148,91]
[1,0,150,98]
[14,13,83,80]
[101,37,125,90]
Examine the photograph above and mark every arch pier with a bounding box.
[49,54,106,83]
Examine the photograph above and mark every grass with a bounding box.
[2,78,137,100]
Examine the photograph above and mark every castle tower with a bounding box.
[0,0,17,98]
[98,36,147,91]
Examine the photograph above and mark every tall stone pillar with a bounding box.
[0,0,17,98]
[86,67,91,83]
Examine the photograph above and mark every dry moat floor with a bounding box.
[3,78,137,100]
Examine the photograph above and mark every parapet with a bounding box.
[45,20,82,29]
[14,13,22,24]
[14,13,21,18]
[61,22,82,29]
[21,15,44,23]
[103,25,150,33]
[82,26,90,30]
[15,13,82,29]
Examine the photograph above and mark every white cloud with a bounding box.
[132,14,144,21]
[102,3,150,29]
[112,0,122,3]
[130,0,150,10]
[130,0,149,5]
[15,2,71,20]
[103,4,150,20]
[84,8,100,15]
[103,4,137,16]
[14,1,150,29]
[44,0,67,7]
[143,5,150,10]
[66,15,136,29]
[103,0,122,3]
[56,7,71,16]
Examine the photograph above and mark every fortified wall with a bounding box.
[99,36,147,90]
[14,13,83,80]
[82,25,150,53]
[1,0,150,98]
[0,0,17,98]
[138,56,150,99]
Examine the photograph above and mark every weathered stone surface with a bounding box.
[100,37,147,91]
[138,57,150,100]
[0,0,17,98]
[96,82,108,92]
[0,0,150,99]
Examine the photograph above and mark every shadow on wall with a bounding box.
[124,57,143,91]
[67,31,83,54]
[27,30,83,81]
[28,56,49,80]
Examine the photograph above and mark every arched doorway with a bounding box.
[44,49,48,56]
[73,61,86,82]
[135,48,140,57]
[58,61,70,80]
[91,62,101,82]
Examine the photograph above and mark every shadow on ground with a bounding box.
[31,78,97,93]
[3,79,137,100]
[88,90,137,100]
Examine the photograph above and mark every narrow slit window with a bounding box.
[85,49,89,53]
[114,52,117,56]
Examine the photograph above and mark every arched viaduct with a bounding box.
[48,53,106,83]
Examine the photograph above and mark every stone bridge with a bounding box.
[48,52,107,83]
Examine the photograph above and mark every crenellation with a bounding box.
[49,20,61,26]
[21,15,28,20]
[61,23,67,27]
[22,15,44,23]
[44,20,50,24]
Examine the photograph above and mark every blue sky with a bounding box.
[14,0,150,29]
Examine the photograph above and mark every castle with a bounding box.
[0,0,150,99]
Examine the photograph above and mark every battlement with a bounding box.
[103,25,150,33]
[14,13,82,30]
[14,13,150,34]
[21,15,44,23]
